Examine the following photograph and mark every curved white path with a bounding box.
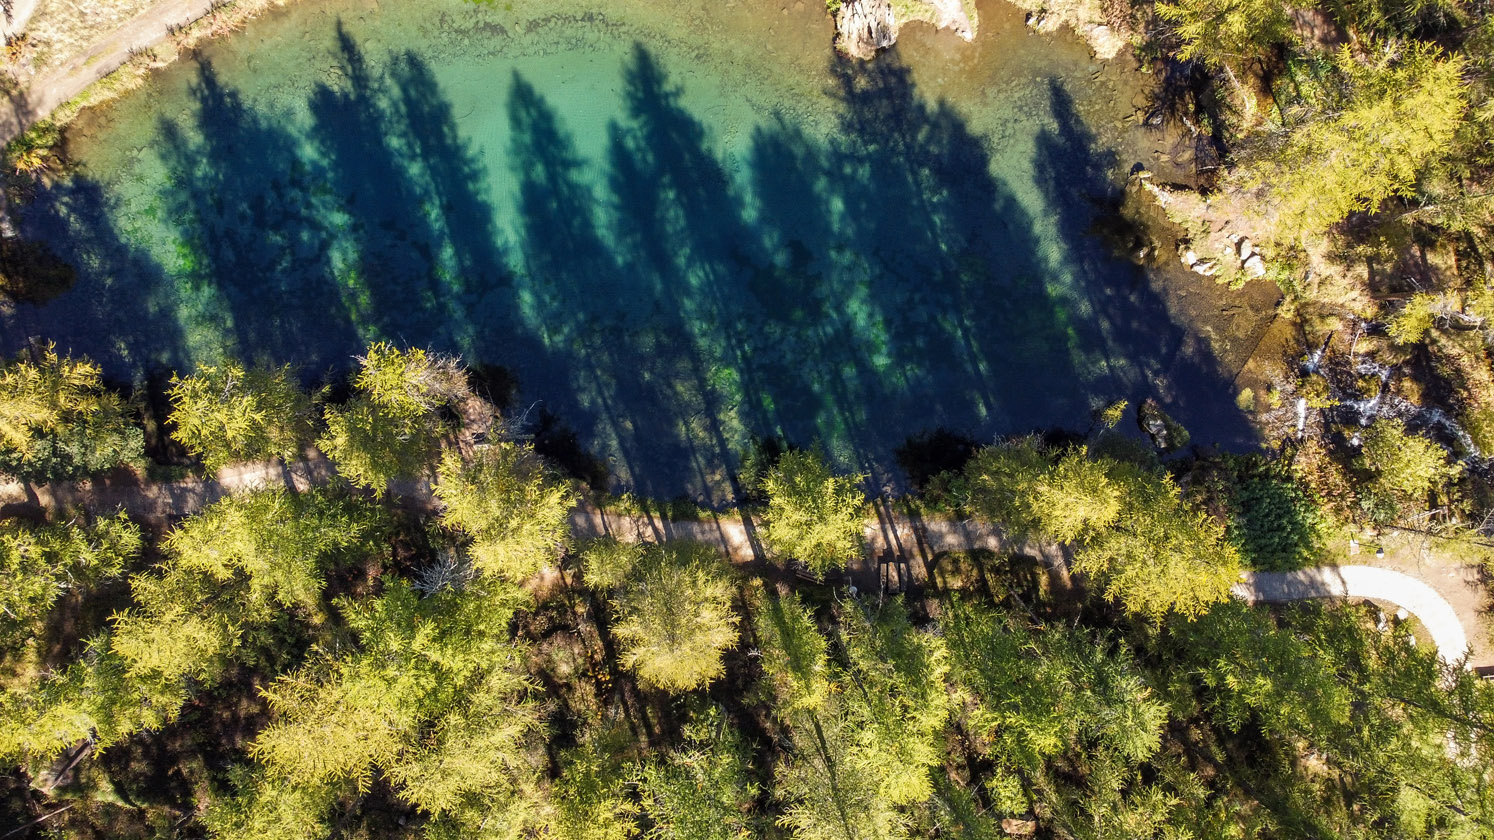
[1234,565,1471,667]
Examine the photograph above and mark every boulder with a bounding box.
[1243,253,1266,278]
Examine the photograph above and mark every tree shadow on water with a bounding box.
[7,34,1252,497]
[155,60,357,364]
[2,177,187,373]
[1031,78,1256,447]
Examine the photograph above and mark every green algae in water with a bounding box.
[4,0,1252,496]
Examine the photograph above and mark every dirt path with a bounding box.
[0,0,220,145]
[1235,566,1473,667]
[3,457,1488,668]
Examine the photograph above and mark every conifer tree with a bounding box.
[609,542,739,692]
[434,443,576,582]
[0,344,143,481]
[168,361,314,471]
[1242,42,1468,235]
[319,342,469,494]
[760,450,866,576]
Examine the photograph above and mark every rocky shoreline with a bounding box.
[834,0,976,60]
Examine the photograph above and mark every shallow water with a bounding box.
[3,0,1251,496]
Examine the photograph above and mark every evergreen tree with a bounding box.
[1242,42,1468,235]
[250,579,542,818]
[760,450,867,576]
[1356,417,1462,510]
[1156,0,1295,71]
[168,361,315,471]
[637,704,759,840]
[0,344,143,482]
[0,513,139,644]
[610,543,739,692]
[434,443,576,582]
[318,342,469,494]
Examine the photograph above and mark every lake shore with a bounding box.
[0,0,301,148]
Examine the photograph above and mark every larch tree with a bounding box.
[0,513,140,644]
[964,443,1240,619]
[1073,460,1242,620]
[1156,0,1295,72]
[248,579,543,825]
[636,704,760,840]
[0,344,143,482]
[434,443,576,582]
[167,361,315,471]
[609,542,740,693]
[760,449,867,576]
[318,342,469,494]
[1355,417,1462,506]
[1242,42,1469,236]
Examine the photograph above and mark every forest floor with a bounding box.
[3,454,1489,668]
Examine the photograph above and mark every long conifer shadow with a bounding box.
[7,35,1255,497]
[503,72,662,494]
[1031,79,1253,446]
[154,60,356,364]
[305,25,465,350]
[602,45,780,500]
[3,177,187,373]
[742,53,1090,486]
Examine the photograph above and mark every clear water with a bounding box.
[2,0,1252,497]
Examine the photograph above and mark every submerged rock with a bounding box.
[834,0,975,60]
[1138,398,1191,452]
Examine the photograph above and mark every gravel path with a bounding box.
[0,0,219,145]
[1234,565,1472,666]
[3,459,1486,668]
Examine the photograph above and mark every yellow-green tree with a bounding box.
[202,766,338,840]
[637,704,759,840]
[0,513,140,643]
[1156,0,1294,71]
[760,450,866,576]
[249,579,542,822]
[111,488,381,690]
[0,344,143,481]
[964,444,1239,619]
[168,362,314,471]
[610,543,739,692]
[1074,461,1241,620]
[754,592,950,840]
[967,444,1122,543]
[1356,418,1462,507]
[319,342,469,494]
[1243,43,1468,236]
[434,444,576,582]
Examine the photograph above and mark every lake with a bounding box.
[1,0,1256,498]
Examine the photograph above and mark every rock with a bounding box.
[1137,398,1191,452]
[1243,253,1266,277]
[1193,259,1219,277]
[1079,23,1125,59]
[836,0,974,60]
[1180,248,1198,267]
[1236,236,1253,261]
[835,0,896,60]
[1001,818,1038,837]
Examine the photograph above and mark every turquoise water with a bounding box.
[2,0,1250,496]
